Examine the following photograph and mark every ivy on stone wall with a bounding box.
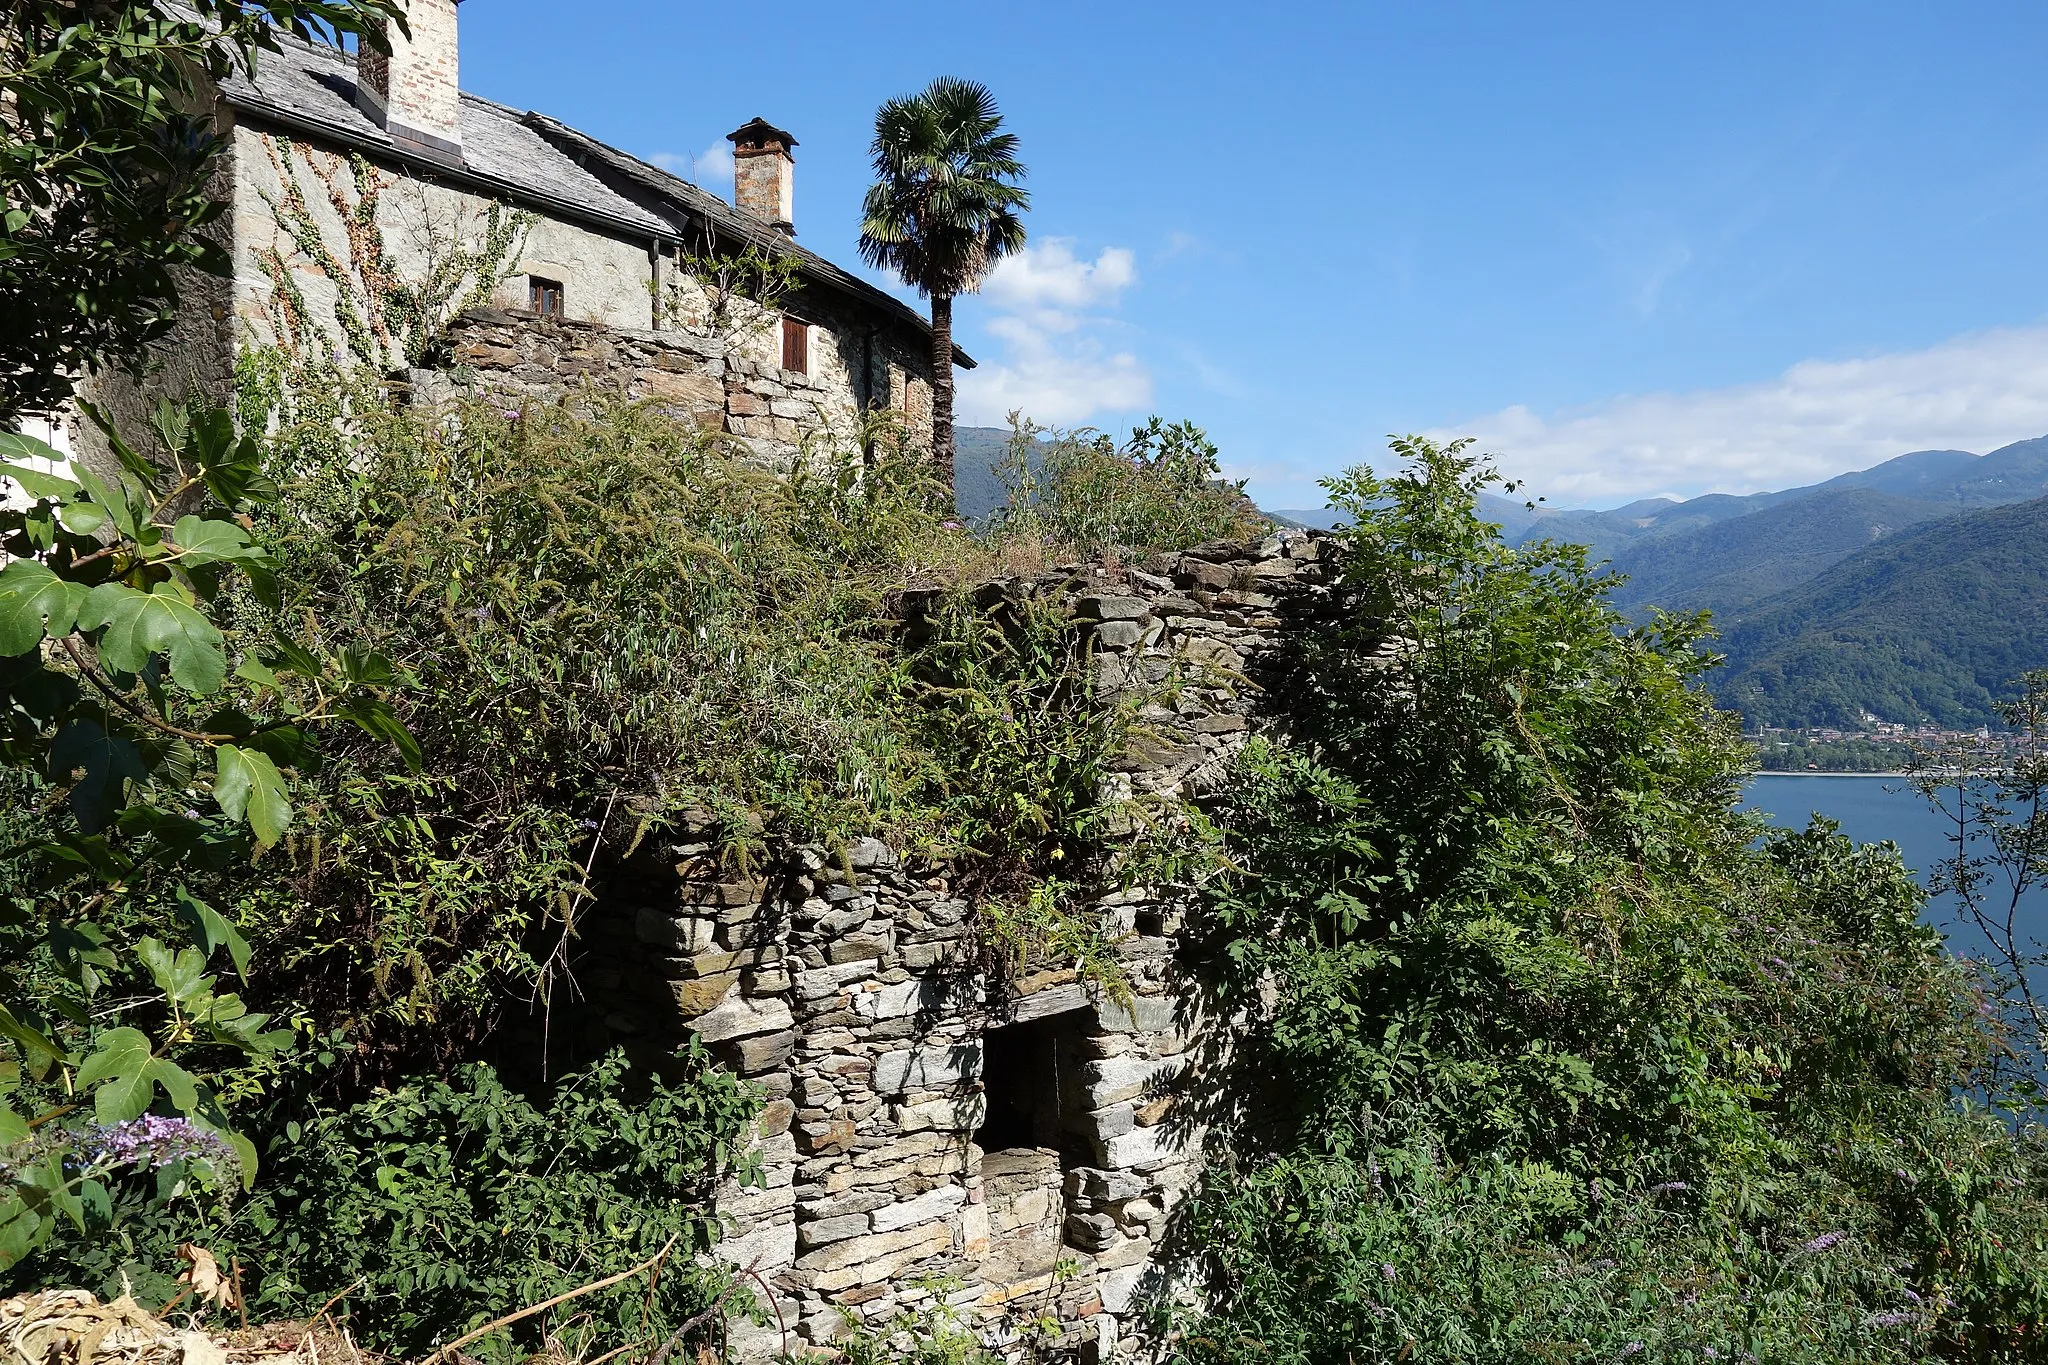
[252,135,532,372]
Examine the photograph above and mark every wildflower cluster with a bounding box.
[75,1117,237,1177]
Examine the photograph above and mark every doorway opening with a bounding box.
[976,1008,1093,1272]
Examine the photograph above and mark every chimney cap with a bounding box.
[728,117,798,157]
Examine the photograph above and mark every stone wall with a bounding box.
[439,307,922,470]
[574,530,1357,1361]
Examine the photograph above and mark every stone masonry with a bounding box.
[575,530,1368,1361]
[438,308,903,470]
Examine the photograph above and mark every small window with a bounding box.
[781,316,809,374]
[529,277,564,317]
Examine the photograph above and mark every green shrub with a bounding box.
[1173,1146,1937,1365]
[994,416,1268,558]
[21,1043,759,1362]
[1161,436,2048,1362]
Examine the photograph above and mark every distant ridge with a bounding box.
[1511,434,2048,565]
[1605,488,1945,622]
[1710,494,2048,728]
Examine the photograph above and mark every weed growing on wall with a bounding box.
[995,415,1267,559]
[208,373,1160,1074]
[660,241,806,350]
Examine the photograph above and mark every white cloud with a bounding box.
[958,331,1152,427]
[1435,324,2048,506]
[957,240,1150,428]
[980,240,1136,313]
[649,142,734,188]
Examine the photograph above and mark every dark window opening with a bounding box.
[529,277,564,317]
[781,316,809,374]
[977,1007,1095,1270]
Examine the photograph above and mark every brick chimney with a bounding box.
[728,118,796,236]
[356,0,464,161]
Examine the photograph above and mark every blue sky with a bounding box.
[459,1,2048,510]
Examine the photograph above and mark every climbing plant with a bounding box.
[251,136,531,370]
[659,240,807,351]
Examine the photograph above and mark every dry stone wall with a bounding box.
[438,308,864,470]
[575,530,1363,1362]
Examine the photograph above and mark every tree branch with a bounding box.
[59,635,238,743]
[417,1233,681,1365]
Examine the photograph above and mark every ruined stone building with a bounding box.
[77,0,961,468]
[571,531,1352,1363]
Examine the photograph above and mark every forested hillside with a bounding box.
[1605,487,1944,620]
[1710,494,2048,726]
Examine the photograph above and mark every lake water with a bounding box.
[1740,773,2042,960]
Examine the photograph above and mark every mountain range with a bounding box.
[1270,435,2048,729]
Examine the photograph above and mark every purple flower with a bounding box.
[1801,1230,1847,1255]
[77,1117,235,1174]
[1379,1263,1396,1282]
[1866,1310,1916,1328]
[1620,1344,1644,1358]
[501,408,522,421]
[1650,1181,1690,1194]
[940,520,961,531]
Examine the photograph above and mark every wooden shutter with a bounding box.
[782,317,808,374]
[529,277,563,317]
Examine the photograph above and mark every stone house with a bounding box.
[78,0,963,469]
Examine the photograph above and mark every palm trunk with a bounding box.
[929,291,955,493]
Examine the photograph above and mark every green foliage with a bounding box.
[21,1044,760,1362]
[1173,1150,1938,1365]
[0,400,410,1265]
[994,416,1268,559]
[1753,734,1915,772]
[206,378,1146,1062]
[0,0,400,418]
[858,78,1030,304]
[1165,436,2048,1361]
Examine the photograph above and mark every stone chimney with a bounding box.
[728,118,797,236]
[356,0,464,161]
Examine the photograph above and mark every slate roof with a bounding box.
[218,34,968,364]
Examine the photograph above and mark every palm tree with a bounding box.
[858,77,1029,491]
